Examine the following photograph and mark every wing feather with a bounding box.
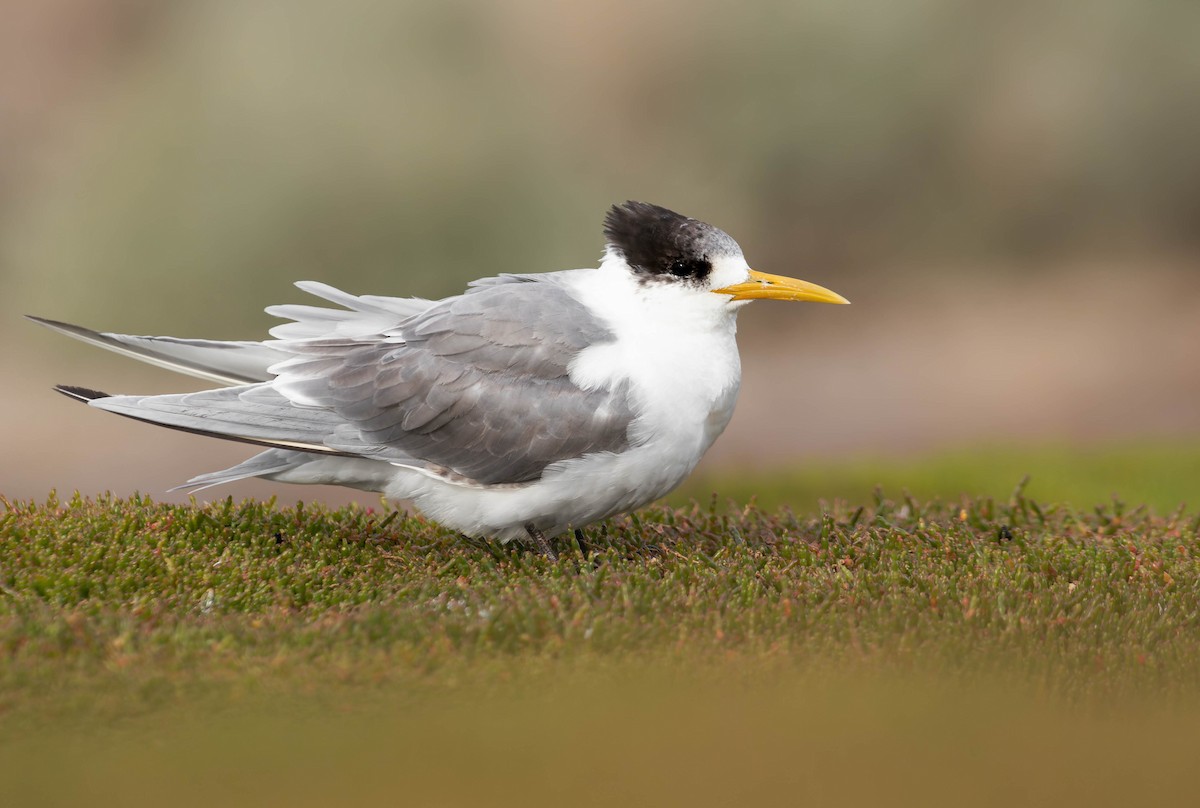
[279,278,635,484]
[29,316,282,385]
[70,275,634,487]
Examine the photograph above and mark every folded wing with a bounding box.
[53,276,635,487]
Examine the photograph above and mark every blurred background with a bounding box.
[3,0,1198,508]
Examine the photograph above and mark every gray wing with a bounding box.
[272,277,635,484]
[83,275,635,486]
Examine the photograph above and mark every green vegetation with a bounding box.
[2,482,1200,804]
[680,440,1200,516]
[5,440,1200,805]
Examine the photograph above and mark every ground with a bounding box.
[3,454,1200,805]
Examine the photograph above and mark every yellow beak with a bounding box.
[712,269,850,304]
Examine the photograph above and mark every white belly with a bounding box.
[385,310,743,540]
[384,377,739,541]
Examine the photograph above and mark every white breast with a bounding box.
[569,264,743,462]
[383,264,745,541]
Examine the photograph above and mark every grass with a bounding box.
[678,440,1200,515]
[4,443,1200,806]
[3,481,1200,805]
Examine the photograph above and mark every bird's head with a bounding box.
[602,200,849,306]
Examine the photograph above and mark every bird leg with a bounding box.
[525,524,558,560]
[574,528,591,556]
[459,533,505,561]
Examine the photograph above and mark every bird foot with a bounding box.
[574,528,591,557]
[525,524,558,560]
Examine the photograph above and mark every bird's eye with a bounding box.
[668,259,709,278]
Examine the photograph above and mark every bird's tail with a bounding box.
[170,448,318,492]
[172,447,396,494]
[53,383,349,456]
[27,316,282,386]
[27,280,438,385]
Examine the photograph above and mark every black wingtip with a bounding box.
[54,385,111,403]
[26,314,68,328]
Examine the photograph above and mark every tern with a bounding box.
[31,201,848,555]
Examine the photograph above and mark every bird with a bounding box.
[30,201,848,556]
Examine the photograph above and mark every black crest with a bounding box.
[603,201,738,282]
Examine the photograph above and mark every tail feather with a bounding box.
[171,448,311,492]
[28,316,280,385]
[173,447,397,494]
[35,282,442,480]
[68,384,354,457]
[28,282,437,380]
[265,281,434,340]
